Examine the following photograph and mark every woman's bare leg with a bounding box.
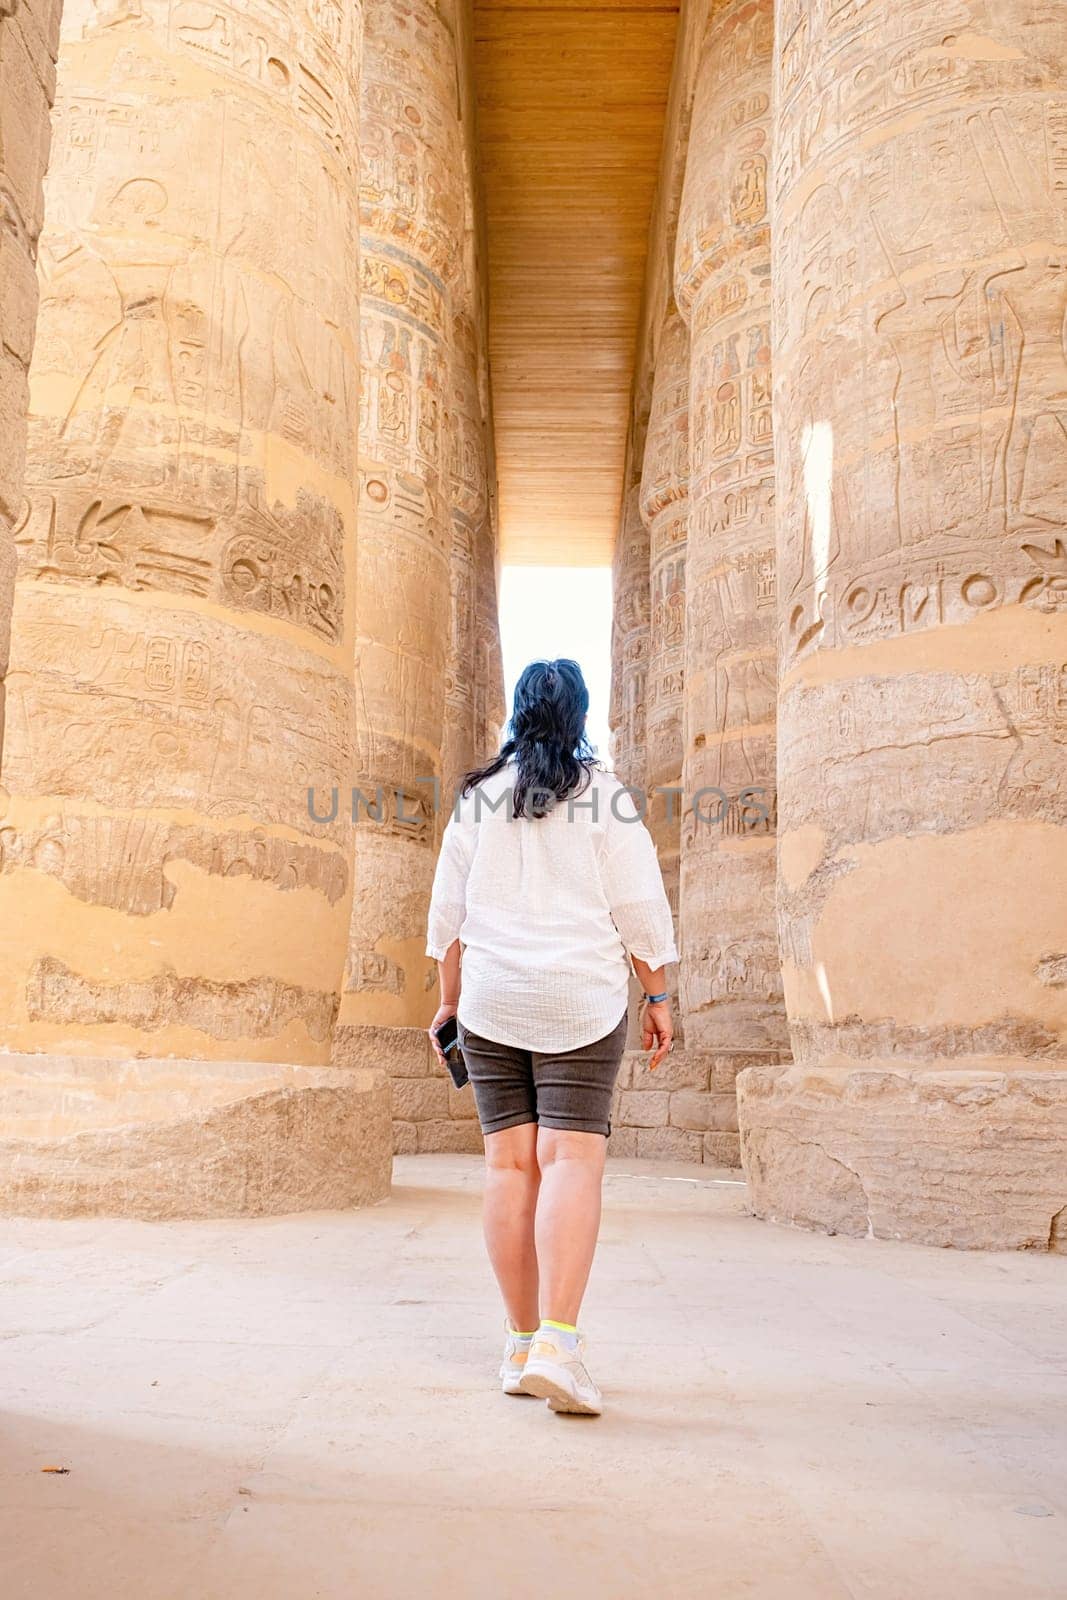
[534,1128,607,1325]
[482,1123,541,1331]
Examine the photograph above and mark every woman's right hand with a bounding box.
[428,1001,458,1067]
[642,998,673,1071]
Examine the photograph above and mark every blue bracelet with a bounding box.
[644,990,669,1004]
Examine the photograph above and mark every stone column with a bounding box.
[0,0,390,1216]
[639,307,689,1013]
[0,0,60,757]
[675,0,786,1070]
[442,305,488,801]
[607,465,651,1057]
[609,477,651,789]
[473,495,505,759]
[740,0,1067,1248]
[340,0,463,1034]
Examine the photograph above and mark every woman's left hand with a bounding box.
[428,1001,458,1067]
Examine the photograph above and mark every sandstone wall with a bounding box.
[742,0,1067,1248]
[607,1048,755,1167]
[0,0,60,757]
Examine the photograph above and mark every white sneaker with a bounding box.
[499,1324,535,1396]
[519,1328,603,1415]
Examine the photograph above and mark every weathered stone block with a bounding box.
[448,1082,479,1120]
[392,1120,418,1156]
[614,1051,637,1091]
[416,1119,484,1155]
[635,1126,702,1163]
[617,1089,670,1128]
[669,1090,739,1133]
[704,1131,741,1168]
[739,1066,1067,1251]
[706,1053,786,1092]
[607,1125,639,1157]
[333,1024,434,1079]
[630,1048,711,1093]
[390,1077,449,1124]
[0,1055,392,1219]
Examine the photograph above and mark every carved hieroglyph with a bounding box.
[0,0,362,1070]
[742,0,1067,1248]
[675,0,784,1058]
[609,480,651,789]
[0,0,60,757]
[640,308,689,1014]
[342,0,466,1030]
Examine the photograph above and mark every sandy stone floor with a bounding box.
[1,1154,1065,1599]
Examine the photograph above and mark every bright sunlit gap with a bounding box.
[498,566,614,765]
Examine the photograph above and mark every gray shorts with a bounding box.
[457,1011,628,1137]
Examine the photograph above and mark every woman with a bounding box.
[426,658,676,1416]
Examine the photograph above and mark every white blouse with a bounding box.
[426,761,678,1052]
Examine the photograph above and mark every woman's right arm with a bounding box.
[425,813,475,962]
[426,813,475,1060]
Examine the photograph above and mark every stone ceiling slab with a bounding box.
[474,0,680,566]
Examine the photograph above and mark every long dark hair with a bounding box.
[462,658,599,819]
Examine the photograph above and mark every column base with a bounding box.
[333,1023,484,1154]
[0,1054,392,1219]
[738,1064,1067,1251]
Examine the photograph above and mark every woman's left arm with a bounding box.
[598,787,679,973]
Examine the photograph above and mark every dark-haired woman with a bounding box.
[426,659,676,1416]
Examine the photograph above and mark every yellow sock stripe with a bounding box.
[541,1319,578,1334]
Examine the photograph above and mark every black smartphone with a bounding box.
[434,1014,458,1054]
[432,1015,468,1090]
